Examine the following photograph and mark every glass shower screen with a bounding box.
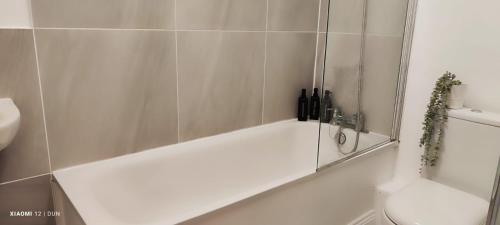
[316,0,411,168]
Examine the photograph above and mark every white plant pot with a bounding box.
[448,84,466,109]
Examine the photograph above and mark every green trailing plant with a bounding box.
[419,72,462,169]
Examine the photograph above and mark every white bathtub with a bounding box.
[54,120,389,225]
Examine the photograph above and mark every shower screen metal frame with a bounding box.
[391,0,420,141]
[316,0,419,171]
[487,157,500,225]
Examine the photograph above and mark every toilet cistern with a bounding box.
[0,98,20,151]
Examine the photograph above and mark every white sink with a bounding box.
[0,98,20,151]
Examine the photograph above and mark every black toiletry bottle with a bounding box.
[320,90,333,123]
[309,88,321,120]
[297,89,309,121]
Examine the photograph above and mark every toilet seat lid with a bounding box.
[385,178,488,225]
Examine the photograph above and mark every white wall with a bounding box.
[394,0,500,181]
[0,0,32,28]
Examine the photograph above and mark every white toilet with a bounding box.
[383,178,488,225]
[381,108,500,225]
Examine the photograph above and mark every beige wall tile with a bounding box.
[176,0,267,30]
[31,0,175,29]
[315,33,326,89]
[321,33,362,116]
[366,0,409,36]
[177,31,265,141]
[263,33,317,123]
[362,35,403,135]
[318,0,329,32]
[0,175,54,225]
[36,29,179,169]
[268,0,320,31]
[0,29,50,183]
[322,0,365,33]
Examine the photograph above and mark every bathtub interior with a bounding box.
[317,122,390,168]
[55,120,321,225]
[95,121,319,224]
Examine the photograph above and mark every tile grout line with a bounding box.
[318,31,404,38]
[0,27,33,30]
[33,27,319,33]
[174,0,181,142]
[30,3,60,214]
[28,27,406,38]
[0,173,51,186]
[176,30,314,33]
[260,0,270,124]
[29,1,53,175]
[312,0,323,91]
[35,27,173,31]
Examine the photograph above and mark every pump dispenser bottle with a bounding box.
[320,90,333,123]
[310,88,320,120]
[297,89,309,121]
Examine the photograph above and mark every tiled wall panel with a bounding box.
[25,0,321,170]
[0,29,49,183]
[263,33,317,123]
[0,175,54,225]
[177,31,265,141]
[268,0,320,31]
[35,29,179,170]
